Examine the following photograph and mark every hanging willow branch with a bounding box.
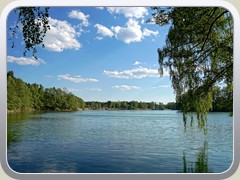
[150,7,233,133]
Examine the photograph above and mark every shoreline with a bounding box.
[7,108,232,114]
[7,108,172,113]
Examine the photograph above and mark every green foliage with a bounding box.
[158,102,165,110]
[10,7,50,59]
[7,70,230,114]
[212,85,233,112]
[165,102,178,110]
[85,101,177,110]
[7,71,32,110]
[183,141,210,173]
[42,87,85,111]
[150,7,233,131]
[27,83,44,110]
[7,71,85,112]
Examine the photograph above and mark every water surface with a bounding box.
[7,110,233,173]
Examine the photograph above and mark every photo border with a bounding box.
[0,0,239,179]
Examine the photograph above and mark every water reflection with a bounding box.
[182,140,211,173]
[7,111,232,173]
[7,112,36,147]
[183,114,208,135]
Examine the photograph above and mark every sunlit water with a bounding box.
[7,110,233,173]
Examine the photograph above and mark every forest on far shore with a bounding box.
[7,71,232,113]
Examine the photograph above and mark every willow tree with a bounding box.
[150,7,233,132]
[10,7,50,59]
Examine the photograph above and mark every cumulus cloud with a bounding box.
[57,74,98,83]
[7,56,45,66]
[107,7,148,19]
[111,19,142,43]
[133,61,141,65]
[111,19,159,44]
[104,66,168,79]
[94,18,158,43]
[68,10,90,26]
[112,85,140,90]
[42,17,81,52]
[94,24,114,37]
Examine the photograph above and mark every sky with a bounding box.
[7,7,176,104]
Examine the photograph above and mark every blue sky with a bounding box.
[7,7,175,104]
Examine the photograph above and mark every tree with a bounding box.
[149,102,156,110]
[150,7,233,131]
[158,102,165,110]
[121,101,128,110]
[27,83,44,110]
[129,101,139,110]
[165,102,177,110]
[7,74,18,110]
[7,71,85,112]
[7,72,32,111]
[10,7,50,59]
[212,85,233,112]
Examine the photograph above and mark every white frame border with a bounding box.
[0,0,239,179]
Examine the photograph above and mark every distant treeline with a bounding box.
[85,101,177,110]
[7,71,232,112]
[7,71,85,111]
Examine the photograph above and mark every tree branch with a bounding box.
[201,10,228,51]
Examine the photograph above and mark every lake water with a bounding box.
[7,110,233,173]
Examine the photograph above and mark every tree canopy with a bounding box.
[10,7,50,59]
[7,71,85,111]
[150,7,233,132]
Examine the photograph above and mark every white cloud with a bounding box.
[152,85,171,89]
[7,56,45,66]
[111,19,142,44]
[93,17,158,43]
[96,36,103,40]
[57,74,98,83]
[133,61,141,65]
[68,10,90,26]
[159,85,170,88]
[143,28,159,37]
[111,19,159,44]
[66,88,81,92]
[112,85,140,90]
[107,7,148,19]
[42,17,81,52]
[104,66,168,79]
[94,24,114,37]
[66,88,102,92]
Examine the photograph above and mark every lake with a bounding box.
[7,110,233,173]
